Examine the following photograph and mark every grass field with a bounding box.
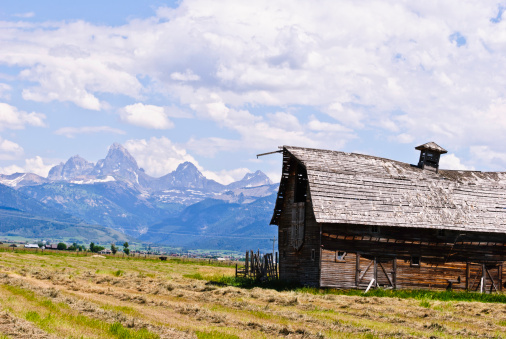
[0,251,505,338]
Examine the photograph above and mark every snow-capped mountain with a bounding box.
[0,172,48,188]
[92,143,140,183]
[3,142,279,250]
[226,170,272,190]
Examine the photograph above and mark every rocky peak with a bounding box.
[92,143,139,182]
[227,170,272,189]
[48,155,94,180]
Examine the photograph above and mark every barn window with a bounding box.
[335,251,347,262]
[371,225,380,234]
[311,249,315,261]
[411,256,421,267]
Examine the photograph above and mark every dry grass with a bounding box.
[0,251,505,338]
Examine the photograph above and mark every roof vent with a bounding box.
[415,142,447,172]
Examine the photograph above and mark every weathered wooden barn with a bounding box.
[271,143,506,291]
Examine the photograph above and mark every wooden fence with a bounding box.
[236,250,278,281]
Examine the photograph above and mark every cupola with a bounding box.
[415,142,447,172]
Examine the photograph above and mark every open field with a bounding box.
[0,252,505,338]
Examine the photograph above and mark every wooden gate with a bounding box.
[355,254,396,290]
[467,263,502,293]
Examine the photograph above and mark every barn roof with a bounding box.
[271,145,506,234]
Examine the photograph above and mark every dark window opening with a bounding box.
[437,229,446,237]
[311,249,315,261]
[411,256,421,267]
[335,251,347,262]
[371,225,379,234]
[294,165,308,203]
[282,250,286,259]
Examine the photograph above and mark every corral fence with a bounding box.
[236,250,278,281]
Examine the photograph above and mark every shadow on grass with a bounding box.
[205,275,506,304]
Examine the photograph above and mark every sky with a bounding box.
[1,0,506,184]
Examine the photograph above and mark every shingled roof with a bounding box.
[272,146,506,234]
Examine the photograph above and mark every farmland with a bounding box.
[0,251,505,338]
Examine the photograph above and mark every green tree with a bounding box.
[111,244,117,254]
[57,242,67,250]
[123,242,130,256]
[94,246,105,253]
[89,242,95,252]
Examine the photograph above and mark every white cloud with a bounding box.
[170,69,200,82]
[0,84,11,100]
[119,103,174,129]
[13,12,35,18]
[389,133,415,144]
[54,126,126,138]
[0,103,45,130]
[2,1,506,163]
[124,137,199,177]
[469,146,506,170]
[0,156,55,177]
[439,153,474,170]
[0,137,24,160]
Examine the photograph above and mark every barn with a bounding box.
[271,143,506,291]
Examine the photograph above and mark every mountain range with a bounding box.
[0,143,279,251]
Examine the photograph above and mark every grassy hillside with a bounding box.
[0,250,505,338]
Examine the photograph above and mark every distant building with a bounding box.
[24,244,39,248]
[99,249,112,255]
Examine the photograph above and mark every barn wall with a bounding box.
[321,248,503,291]
[321,223,506,263]
[278,160,320,286]
[319,222,506,290]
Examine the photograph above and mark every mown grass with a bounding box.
[203,275,506,304]
[2,284,160,338]
[195,330,240,339]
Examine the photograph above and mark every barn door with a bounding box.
[468,263,502,293]
[355,255,396,289]
[291,202,305,251]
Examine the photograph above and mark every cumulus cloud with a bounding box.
[469,146,506,170]
[0,84,11,100]
[3,1,506,164]
[170,69,200,82]
[0,137,24,160]
[119,103,174,129]
[0,103,45,130]
[439,153,474,170]
[124,137,197,177]
[0,156,55,177]
[54,126,126,138]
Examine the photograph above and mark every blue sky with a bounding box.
[1,0,506,183]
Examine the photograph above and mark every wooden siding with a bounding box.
[321,249,503,291]
[321,223,506,263]
[278,159,320,286]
